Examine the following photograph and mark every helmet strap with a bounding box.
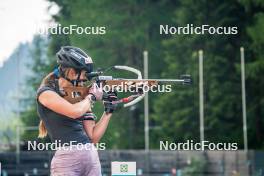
[56,66,83,86]
[70,70,82,86]
[74,71,81,86]
[63,70,82,86]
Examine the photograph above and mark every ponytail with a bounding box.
[37,67,71,138]
[37,71,55,138]
[38,120,47,138]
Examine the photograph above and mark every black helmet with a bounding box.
[56,46,93,73]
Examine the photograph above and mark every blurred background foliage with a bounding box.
[19,0,264,149]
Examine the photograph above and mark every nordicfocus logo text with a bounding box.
[36,24,106,35]
[101,82,172,93]
[27,140,106,151]
[160,140,238,151]
[160,24,238,35]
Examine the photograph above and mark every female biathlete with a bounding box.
[37,46,116,175]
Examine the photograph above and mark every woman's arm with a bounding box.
[38,83,103,119]
[83,112,112,143]
[38,90,93,119]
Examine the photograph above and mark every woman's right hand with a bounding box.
[88,83,103,101]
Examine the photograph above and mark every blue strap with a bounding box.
[53,67,60,78]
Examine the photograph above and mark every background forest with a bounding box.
[17,0,264,150]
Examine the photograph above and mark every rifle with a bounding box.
[62,65,191,107]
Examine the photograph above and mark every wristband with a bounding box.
[77,112,97,121]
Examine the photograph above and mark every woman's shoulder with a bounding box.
[36,84,57,100]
